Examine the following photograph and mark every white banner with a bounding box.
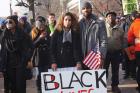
[41,70,107,93]
[48,67,77,72]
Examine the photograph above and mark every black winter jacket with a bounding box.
[50,30,82,68]
[0,28,33,72]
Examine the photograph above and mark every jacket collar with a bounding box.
[106,22,119,29]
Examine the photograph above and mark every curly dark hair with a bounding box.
[55,12,79,32]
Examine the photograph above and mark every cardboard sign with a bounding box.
[41,70,107,93]
[122,0,139,15]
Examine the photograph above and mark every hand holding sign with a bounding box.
[76,62,82,70]
[51,63,57,71]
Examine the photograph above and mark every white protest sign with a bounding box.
[41,70,107,93]
[48,67,77,72]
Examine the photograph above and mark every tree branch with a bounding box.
[15,0,29,7]
[93,4,104,16]
[114,0,122,6]
[15,0,20,3]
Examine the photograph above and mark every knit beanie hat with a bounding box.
[81,2,92,9]
[19,16,27,22]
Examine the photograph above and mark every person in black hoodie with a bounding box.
[0,15,33,93]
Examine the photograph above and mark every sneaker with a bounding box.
[112,86,121,93]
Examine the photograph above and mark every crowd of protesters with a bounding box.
[0,1,140,93]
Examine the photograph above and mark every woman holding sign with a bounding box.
[50,12,82,71]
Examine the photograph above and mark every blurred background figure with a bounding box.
[121,11,138,80]
[115,16,121,26]
[18,16,31,34]
[0,18,6,32]
[47,13,56,36]
[128,12,140,93]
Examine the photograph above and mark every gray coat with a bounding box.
[106,22,124,52]
[79,14,107,59]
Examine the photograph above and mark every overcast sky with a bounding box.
[0,0,10,17]
[0,0,28,17]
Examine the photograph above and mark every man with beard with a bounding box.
[79,2,107,69]
[0,15,33,93]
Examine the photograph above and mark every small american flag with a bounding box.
[83,42,101,70]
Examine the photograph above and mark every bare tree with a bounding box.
[113,0,122,6]
[15,0,35,22]
[15,0,30,7]
[92,0,110,16]
[43,0,60,14]
[35,0,69,18]
[92,0,123,16]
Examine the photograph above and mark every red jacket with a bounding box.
[128,18,140,51]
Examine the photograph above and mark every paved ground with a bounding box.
[107,72,138,93]
[0,64,139,93]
